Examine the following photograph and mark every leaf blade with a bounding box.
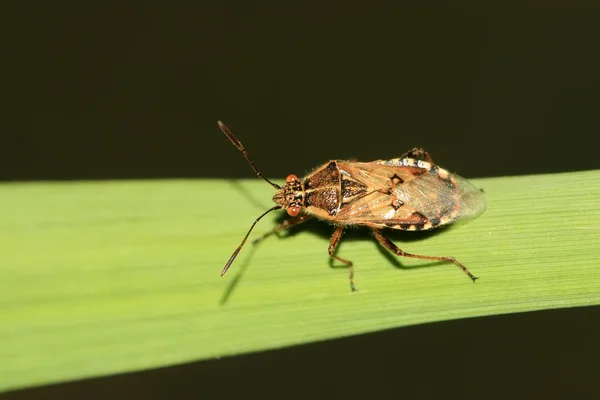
[1,170,599,392]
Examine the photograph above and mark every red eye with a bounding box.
[287,206,300,217]
[285,174,299,183]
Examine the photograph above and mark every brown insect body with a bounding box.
[217,121,486,291]
[273,159,486,232]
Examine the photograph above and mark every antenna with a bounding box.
[220,205,282,276]
[217,121,281,189]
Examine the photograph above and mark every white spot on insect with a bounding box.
[417,160,431,170]
[402,158,415,166]
[440,215,451,225]
[407,225,417,231]
[384,208,396,219]
[437,168,449,180]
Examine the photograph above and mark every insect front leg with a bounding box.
[399,147,435,165]
[252,214,313,245]
[328,226,357,292]
[371,229,478,282]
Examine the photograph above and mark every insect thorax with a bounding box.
[302,161,347,217]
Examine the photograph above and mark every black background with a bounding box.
[2,2,599,399]
[3,2,600,181]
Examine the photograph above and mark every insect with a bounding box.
[217,120,486,291]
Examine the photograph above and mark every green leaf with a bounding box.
[1,170,599,392]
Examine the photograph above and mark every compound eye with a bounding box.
[287,205,300,217]
[285,174,299,184]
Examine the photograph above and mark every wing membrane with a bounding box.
[334,160,486,229]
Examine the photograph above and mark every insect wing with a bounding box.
[399,166,486,223]
[334,160,486,230]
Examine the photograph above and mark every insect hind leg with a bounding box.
[328,226,357,292]
[252,214,313,245]
[371,229,478,282]
[399,148,435,165]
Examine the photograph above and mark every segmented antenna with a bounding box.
[217,121,281,189]
[220,205,282,276]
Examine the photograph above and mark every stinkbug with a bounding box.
[217,120,486,291]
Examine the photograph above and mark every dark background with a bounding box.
[3,2,600,181]
[2,2,599,399]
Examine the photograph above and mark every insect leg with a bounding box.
[399,147,435,164]
[328,226,357,291]
[252,214,314,245]
[371,229,478,282]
